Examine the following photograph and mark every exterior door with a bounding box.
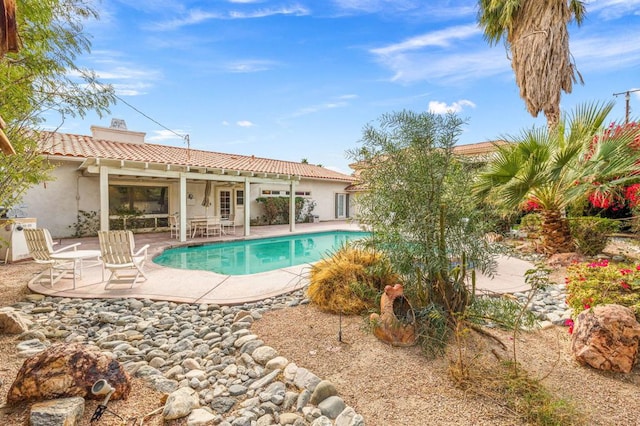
[335,193,346,219]
[219,190,231,218]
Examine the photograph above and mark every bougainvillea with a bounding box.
[586,122,640,210]
[522,198,542,212]
[565,259,640,324]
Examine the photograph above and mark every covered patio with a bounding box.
[81,155,303,242]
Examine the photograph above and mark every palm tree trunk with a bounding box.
[540,208,573,254]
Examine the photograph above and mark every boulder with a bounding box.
[571,304,640,373]
[0,309,30,334]
[7,343,131,404]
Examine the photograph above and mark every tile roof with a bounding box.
[38,131,356,182]
[453,140,508,156]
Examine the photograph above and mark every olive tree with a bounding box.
[0,0,115,212]
[348,110,496,316]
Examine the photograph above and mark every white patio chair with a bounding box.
[221,214,236,235]
[24,228,80,286]
[168,214,187,239]
[204,216,221,237]
[98,230,149,289]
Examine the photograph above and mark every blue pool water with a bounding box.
[153,231,369,275]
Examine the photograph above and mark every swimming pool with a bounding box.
[153,231,369,275]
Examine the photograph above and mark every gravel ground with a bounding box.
[1,242,640,425]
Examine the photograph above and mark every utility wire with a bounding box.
[89,76,191,158]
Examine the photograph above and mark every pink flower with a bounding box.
[620,268,633,276]
[565,319,574,334]
[621,281,631,290]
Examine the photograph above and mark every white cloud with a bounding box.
[225,60,278,73]
[330,0,475,19]
[371,24,481,56]
[289,101,349,118]
[367,24,511,84]
[571,31,640,72]
[222,120,230,126]
[586,0,640,20]
[428,100,476,114]
[147,129,189,142]
[237,120,255,127]
[150,5,309,30]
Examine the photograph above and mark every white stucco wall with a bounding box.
[20,160,100,238]
[20,159,355,237]
[249,179,352,223]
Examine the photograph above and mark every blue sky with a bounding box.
[49,0,640,175]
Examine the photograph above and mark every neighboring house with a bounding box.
[344,140,508,192]
[21,120,357,240]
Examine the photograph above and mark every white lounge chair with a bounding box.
[24,228,80,286]
[98,230,149,289]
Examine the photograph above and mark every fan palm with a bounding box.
[474,101,640,254]
[478,0,586,129]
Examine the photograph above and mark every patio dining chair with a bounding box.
[24,228,81,286]
[168,214,190,239]
[221,214,236,235]
[98,230,149,289]
[204,216,222,237]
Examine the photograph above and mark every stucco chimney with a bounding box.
[90,119,146,144]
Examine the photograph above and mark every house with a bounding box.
[344,140,508,192]
[20,120,357,241]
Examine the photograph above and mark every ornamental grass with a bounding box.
[307,245,399,314]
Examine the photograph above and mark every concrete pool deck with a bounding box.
[25,221,535,304]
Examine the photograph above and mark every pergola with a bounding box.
[77,157,301,242]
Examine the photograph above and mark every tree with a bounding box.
[348,110,496,316]
[0,0,115,212]
[473,101,640,254]
[477,0,586,129]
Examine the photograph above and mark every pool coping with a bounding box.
[27,222,365,305]
[25,221,533,304]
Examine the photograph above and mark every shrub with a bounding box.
[519,213,542,236]
[307,245,399,314]
[569,217,619,256]
[565,259,640,318]
[68,210,99,237]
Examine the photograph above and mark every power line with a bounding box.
[89,76,191,157]
[613,88,640,124]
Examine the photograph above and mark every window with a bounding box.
[220,190,231,217]
[109,185,168,215]
[335,193,350,218]
[261,189,291,196]
[236,190,244,206]
[295,191,312,197]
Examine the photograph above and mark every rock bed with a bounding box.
[4,281,572,425]
[6,290,364,426]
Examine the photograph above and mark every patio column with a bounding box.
[99,166,109,231]
[179,173,187,242]
[243,178,250,236]
[289,180,296,232]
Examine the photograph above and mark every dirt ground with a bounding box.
[1,240,640,425]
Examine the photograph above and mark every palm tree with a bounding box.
[478,0,586,129]
[473,101,640,254]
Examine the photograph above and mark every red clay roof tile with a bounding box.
[38,131,356,182]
